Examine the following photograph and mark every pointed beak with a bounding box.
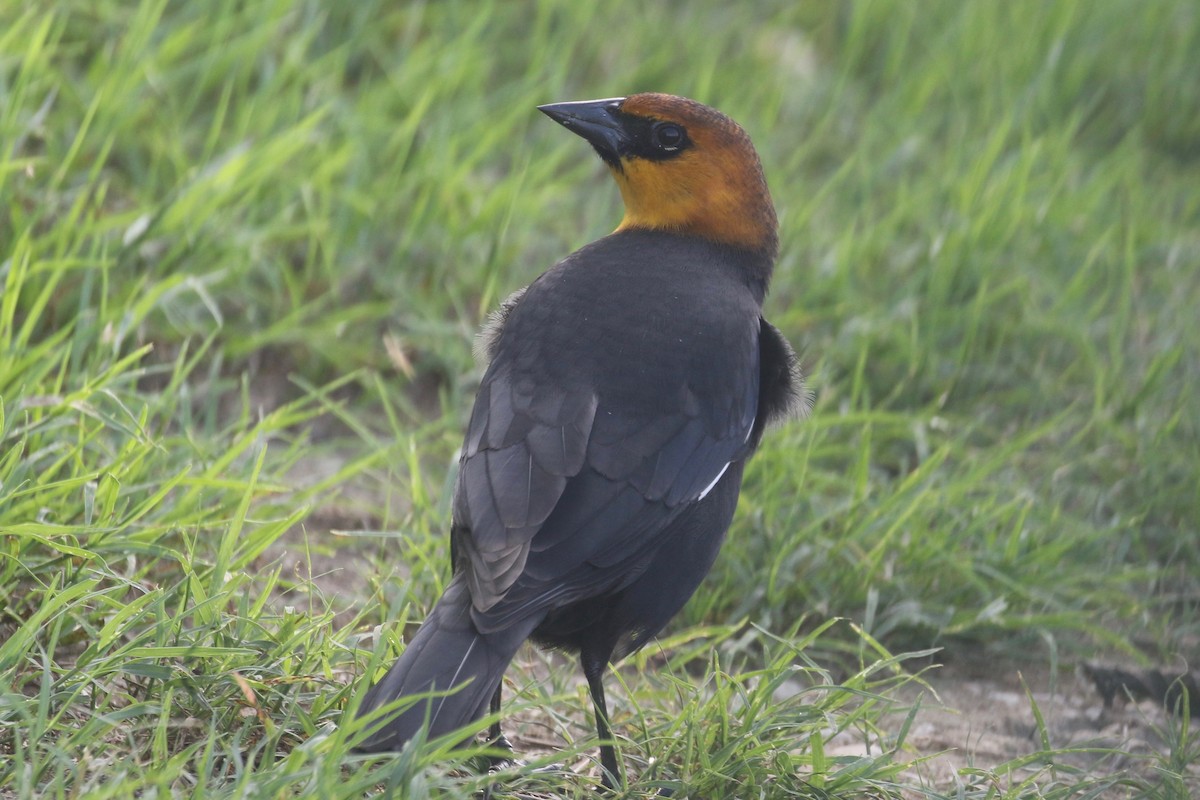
[538,97,628,166]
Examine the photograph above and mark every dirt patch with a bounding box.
[827,651,1196,794]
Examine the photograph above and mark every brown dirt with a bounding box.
[830,652,1192,794]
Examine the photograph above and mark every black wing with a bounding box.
[454,367,599,609]
[452,232,764,632]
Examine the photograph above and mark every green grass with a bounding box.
[2,0,1198,796]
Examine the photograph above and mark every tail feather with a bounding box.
[354,576,534,752]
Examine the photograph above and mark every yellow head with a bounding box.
[539,93,778,257]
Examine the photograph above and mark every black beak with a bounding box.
[538,97,628,166]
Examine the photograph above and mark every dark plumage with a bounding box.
[354,93,805,789]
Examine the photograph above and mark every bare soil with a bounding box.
[833,652,1191,794]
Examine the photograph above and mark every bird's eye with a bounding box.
[651,122,685,151]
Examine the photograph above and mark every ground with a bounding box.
[268,497,1197,797]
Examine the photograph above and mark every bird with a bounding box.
[354,93,804,789]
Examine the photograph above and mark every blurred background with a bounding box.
[2,1,1197,797]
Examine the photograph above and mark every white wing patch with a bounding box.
[698,461,731,500]
[700,411,755,501]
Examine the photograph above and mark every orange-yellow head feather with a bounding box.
[539,93,778,258]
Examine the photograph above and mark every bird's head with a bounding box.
[539,93,778,259]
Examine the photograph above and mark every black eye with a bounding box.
[651,122,685,151]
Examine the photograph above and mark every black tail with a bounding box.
[354,575,534,752]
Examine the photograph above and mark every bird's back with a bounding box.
[490,229,766,410]
[453,230,768,634]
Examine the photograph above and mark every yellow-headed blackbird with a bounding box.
[355,93,804,788]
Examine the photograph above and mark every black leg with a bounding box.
[582,654,621,790]
[488,681,513,753]
[483,682,510,800]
